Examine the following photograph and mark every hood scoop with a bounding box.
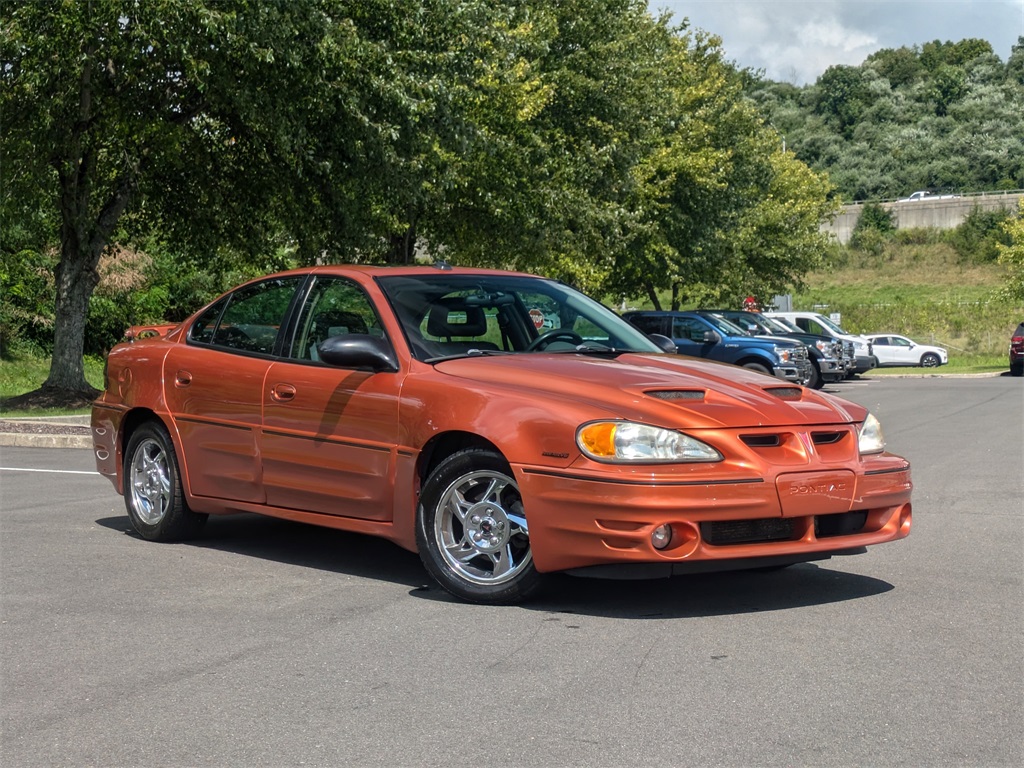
[763,386,804,402]
[646,389,706,402]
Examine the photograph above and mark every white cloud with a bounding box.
[650,0,1024,84]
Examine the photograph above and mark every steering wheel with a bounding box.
[526,328,584,351]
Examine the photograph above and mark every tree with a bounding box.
[996,201,1024,302]
[1,1,354,401]
[2,0,509,402]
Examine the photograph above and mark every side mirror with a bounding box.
[648,333,678,354]
[318,334,398,372]
[703,330,722,344]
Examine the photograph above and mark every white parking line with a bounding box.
[0,467,99,476]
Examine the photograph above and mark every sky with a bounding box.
[649,0,1024,84]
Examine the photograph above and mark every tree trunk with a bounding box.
[43,238,101,395]
[670,282,681,311]
[386,222,417,264]
[644,282,662,311]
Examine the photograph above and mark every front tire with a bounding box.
[124,422,207,541]
[921,352,941,368]
[416,448,544,604]
[805,362,822,389]
[741,362,771,376]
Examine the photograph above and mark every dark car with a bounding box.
[1011,322,1024,377]
[708,309,847,389]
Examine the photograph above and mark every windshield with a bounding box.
[760,315,796,334]
[377,273,662,362]
[702,313,751,337]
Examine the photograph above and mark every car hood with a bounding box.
[433,352,866,429]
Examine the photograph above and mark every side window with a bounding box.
[290,277,386,362]
[627,315,665,336]
[189,299,226,344]
[672,318,706,342]
[190,277,300,355]
[802,318,823,335]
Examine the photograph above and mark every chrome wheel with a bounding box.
[416,448,544,603]
[129,437,172,525]
[123,422,206,541]
[434,469,532,586]
[921,353,940,368]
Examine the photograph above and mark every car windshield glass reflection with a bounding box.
[377,274,661,362]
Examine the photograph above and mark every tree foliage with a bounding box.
[1,0,838,397]
[996,201,1024,302]
[747,37,1024,201]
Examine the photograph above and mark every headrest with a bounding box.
[315,309,367,336]
[426,298,488,338]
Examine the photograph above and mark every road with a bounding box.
[1,376,1021,767]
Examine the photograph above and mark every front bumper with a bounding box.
[515,457,911,575]
[853,355,878,374]
[774,360,814,384]
[817,357,846,382]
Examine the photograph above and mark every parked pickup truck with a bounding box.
[764,311,877,375]
[622,310,813,385]
[899,190,960,202]
[708,309,848,389]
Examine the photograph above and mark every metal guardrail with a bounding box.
[846,189,1024,206]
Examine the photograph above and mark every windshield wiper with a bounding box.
[424,349,514,363]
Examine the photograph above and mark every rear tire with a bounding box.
[1011,361,1024,377]
[124,422,207,541]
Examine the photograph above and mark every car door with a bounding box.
[260,276,403,521]
[671,316,721,361]
[869,336,894,364]
[164,276,303,503]
[888,336,917,364]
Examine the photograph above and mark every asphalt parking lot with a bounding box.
[1,376,1021,767]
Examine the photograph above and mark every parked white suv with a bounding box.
[765,311,878,375]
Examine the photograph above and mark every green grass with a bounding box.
[0,353,105,416]
[794,242,1021,359]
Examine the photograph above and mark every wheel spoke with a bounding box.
[490,545,514,579]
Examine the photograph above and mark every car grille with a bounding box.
[700,518,797,545]
[791,345,808,362]
[815,511,868,538]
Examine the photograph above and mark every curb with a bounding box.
[0,433,93,450]
[0,415,93,450]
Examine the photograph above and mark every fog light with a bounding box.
[651,524,672,550]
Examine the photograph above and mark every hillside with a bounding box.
[791,240,1020,359]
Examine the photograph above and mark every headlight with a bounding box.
[858,413,886,455]
[773,345,793,362]
[576,421,723,463]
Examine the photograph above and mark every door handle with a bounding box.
[174,370,192,388]
[271,383,297,402]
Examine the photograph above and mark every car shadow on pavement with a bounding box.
[94,512,430,591]
[95,513,894,618]
[522,565,894,619]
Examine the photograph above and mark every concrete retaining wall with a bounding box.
[824,191,1023,244]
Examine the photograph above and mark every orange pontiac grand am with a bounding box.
[92,265,912,604]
